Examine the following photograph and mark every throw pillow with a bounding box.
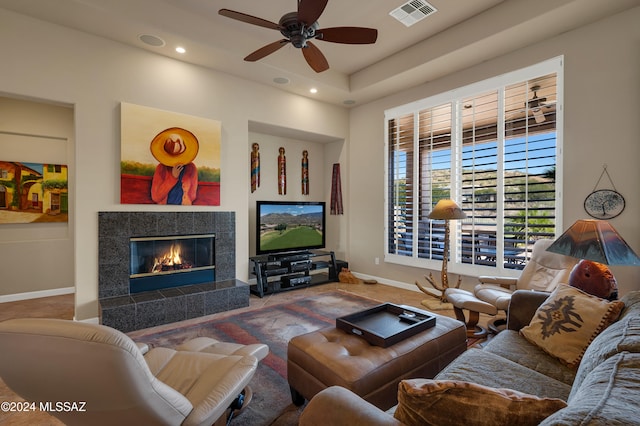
[520,284,624,368]
[393,379,567,426]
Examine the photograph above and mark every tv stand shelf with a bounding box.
[249,250,337,297]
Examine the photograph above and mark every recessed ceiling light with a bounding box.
[343,99,356,105]
[175,46,186,54]
[310,88,318,94]
[273,77,290,85]
[139,34,165,47]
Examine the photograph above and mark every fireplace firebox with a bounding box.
[129,233,215,293]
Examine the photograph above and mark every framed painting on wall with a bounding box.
[120,102,221,205]
[0,161,69,224]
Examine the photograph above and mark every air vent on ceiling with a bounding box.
[390,0,438,27]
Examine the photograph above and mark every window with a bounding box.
[385,57,563,276]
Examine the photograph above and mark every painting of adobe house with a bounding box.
[120,102,221,206]
[0,161,68,224]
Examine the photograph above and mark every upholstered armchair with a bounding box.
[0,318,260,426]
[446,239,577,336]
[474,238,577,312]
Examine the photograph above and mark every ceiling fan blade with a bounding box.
[302,41,329,73]
[298,0,329,25]
[532,108,546,124]
[244,39,290,62]
[317,27,378,44]
[219,9,280,30]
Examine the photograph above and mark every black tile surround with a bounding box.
[98,211,248,332]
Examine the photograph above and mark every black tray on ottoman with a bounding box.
[336,303,436,347]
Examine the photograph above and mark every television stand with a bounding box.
[249,250,337,297]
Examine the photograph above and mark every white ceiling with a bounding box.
[1,0,638,107]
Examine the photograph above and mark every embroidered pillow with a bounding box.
[393,379,567,426]
[520,284,624,368]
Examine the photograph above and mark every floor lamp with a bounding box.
[546,219,640,299]
[415,199,467,303]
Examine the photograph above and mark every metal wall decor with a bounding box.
[584,164,625,219]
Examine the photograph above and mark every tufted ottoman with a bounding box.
[287,310,466,410]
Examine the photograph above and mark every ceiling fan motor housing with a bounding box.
[279,12,318,48]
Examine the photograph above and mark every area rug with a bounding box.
[131,290,383,426]
[0,291,481,426]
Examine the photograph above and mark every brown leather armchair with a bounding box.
[0,318,260,426]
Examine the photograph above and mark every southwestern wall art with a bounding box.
[120,102,221,205]
[0,161,68,224]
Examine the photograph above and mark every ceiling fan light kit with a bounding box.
[219,0,378,73]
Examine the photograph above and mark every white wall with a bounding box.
[0,9,349,320]
[347,7,640,296]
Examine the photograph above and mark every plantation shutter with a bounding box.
[502,73,557,265]
[459,90,500,267]
[387,113,415,256]
[385,58,561,273]
[417,104,453,260]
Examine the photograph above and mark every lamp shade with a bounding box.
[428,199,467,220]
[547,219,640,266]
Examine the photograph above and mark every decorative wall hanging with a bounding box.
[251,142,260,193]
[278,146,286,195]
[0,161,68,224]
[330,163,343,215]
[301,150,309,195]
[583,164,625,219]
[120,102,221,205]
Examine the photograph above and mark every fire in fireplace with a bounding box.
[129,233,215,293]
[150,243,192,273]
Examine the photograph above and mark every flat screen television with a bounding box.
[256,200,326,255]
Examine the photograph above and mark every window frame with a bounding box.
[384,56,564,278]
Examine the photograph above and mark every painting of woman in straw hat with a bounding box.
[120,102,221,205]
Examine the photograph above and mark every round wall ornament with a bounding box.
[584,189,625,219]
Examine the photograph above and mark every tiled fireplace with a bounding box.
[98,211,248,332]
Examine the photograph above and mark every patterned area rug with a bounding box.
[132,290,383,426]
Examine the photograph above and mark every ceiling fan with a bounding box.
[219,0,378,73]
[526,85,553,124]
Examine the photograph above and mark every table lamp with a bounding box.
[546,219,640,300]
[415,199,467,302]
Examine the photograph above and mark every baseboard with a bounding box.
[0,286,75,304]
[351,272,429,294]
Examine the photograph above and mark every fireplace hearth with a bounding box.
[98,212,248,332]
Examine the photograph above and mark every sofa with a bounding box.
[299,288,640,425]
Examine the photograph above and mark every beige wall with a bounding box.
[0,97,74,298]
[247,131,346,259]
[0,9,349,320]
[2,5,639,319]
[348,7,640,296]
